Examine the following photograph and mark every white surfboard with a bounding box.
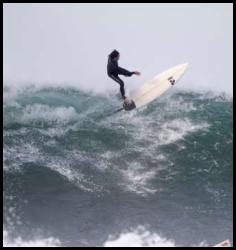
[213,240,231,247]
[125,63,189,110]
[213,239,231,247]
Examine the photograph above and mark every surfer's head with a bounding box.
[109,50,120,61]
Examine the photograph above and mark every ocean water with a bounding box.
[3,84,233,247]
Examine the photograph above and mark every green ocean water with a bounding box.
[3,85,233,247]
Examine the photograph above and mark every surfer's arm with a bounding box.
[118,67,141,77]
[117,67,135,77]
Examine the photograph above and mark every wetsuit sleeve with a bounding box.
[117,67,134,77]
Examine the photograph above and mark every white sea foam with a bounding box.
[3,143,42,172]
[3,83,42,107]
[3,142,103,194]
[96,151,116,171]
[108,93,210,148]
[120,162,157,195]
[103,225,213,247]
[46,156,102,193]
[21,104,79,125]
[3,84,27,107]
[41,127,68,138]
[3,228,61,247]
[115,113,209,156]
[100,98,211,196]
[193,90,232,102]
[158,93,197,113]
[157,118,209,145]
[103,226,176,247]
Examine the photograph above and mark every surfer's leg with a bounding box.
[119,80,125,99]
[109,75,126,99]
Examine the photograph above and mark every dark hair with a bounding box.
[109,49,120,59]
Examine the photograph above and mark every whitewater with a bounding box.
[3,82,233,247]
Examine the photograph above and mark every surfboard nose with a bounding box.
[182,62,189,69]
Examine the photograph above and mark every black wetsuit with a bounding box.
[107,57,134,99]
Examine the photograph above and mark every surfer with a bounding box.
[107,50,140,103]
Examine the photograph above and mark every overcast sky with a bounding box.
[3,3,233,94]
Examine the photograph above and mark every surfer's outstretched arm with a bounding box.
[118,67,141,77]
[117,67,134,77]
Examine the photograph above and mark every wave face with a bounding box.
[3,84,233,247]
